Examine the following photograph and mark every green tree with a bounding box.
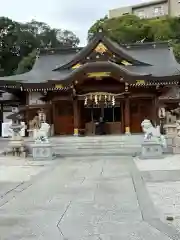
[148,18,174,41]
[88,14,180,61]
[15,49,37,74]
[172,43,180,62]
[25,20,80,48]
[0,18,80,76]
[0,17,39,76]
[88,16,108,41]
[88,15,149,43]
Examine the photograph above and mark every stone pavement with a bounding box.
[0,156,58,206]
[0,155,179,240]
[135,155,180,235]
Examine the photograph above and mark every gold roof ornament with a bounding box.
[136,80,145,84]
[55,84,63,89]
[72,63,82,69]
[94,42,107,54]
[87,72,111,78]
[121,60,132,66]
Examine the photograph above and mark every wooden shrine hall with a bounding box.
[0,30,180,136]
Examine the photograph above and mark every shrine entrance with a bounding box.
[79,92,124,135]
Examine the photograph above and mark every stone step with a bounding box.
[54,148,141,157]
[50,136,143,142]
[25,135,144,157]
[53,144,141,150]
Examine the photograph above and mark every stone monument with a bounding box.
[166,107,180,154]
[140,119,167,159]
[5,107,27,157]
[164,111,177,153]
[172,120,180,154]
[31,110,54,160]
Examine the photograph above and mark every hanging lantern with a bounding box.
[84,97,87,106]
[105,95,107,103]
[112,96,115,106]
[158,107,166,118]
[95,95,98,105]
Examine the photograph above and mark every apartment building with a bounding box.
[109,0,180,19]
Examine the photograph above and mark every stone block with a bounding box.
[172,137,180,154]
[164,136,174,154]
[32,143,54,161]
[140,140,163,159]
[164,124,177,137]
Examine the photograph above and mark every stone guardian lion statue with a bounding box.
[34,122,50,143]
[141,119,167,148]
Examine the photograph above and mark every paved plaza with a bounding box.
[0,152,180,240]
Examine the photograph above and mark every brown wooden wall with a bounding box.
[130,98,154,133]
[53,100,74,135]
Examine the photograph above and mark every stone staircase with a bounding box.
[50,135,144,157]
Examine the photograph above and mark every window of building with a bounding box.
[154,6,163,16]
[137,10,145,18]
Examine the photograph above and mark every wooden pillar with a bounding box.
[124,97,131,134]
[153,97,159,126]
[73,97,79,136]
[52,102,56,135]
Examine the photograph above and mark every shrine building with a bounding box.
[0,30,180,136]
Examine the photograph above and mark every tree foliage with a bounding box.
[0,17,80,76]
[88,15,180,62]
[15,49,37,74]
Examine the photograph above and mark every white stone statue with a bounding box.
[141,119,167,148]
[34,122,50,143]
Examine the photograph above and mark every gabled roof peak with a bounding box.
[53,31,150,71]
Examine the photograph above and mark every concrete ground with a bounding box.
[0,155,179,240]
[135,155,180,234]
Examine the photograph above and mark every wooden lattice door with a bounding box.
[54,101,74,135]
[130,99,153,133]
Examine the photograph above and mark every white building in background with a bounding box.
[109,0,180,19]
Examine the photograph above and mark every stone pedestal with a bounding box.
[172,137,180,154]
[141,140,163,159]
[6,135,27,157]
[164,124,177,136]
[164,136,174,153]
[32,143,54,161]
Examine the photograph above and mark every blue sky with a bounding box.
[0,0,150,45]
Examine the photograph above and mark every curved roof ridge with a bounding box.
[39,47,82,55]
[122,41,170,48]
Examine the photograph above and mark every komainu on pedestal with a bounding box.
[140,119,167,159]
[30,110,54,161]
